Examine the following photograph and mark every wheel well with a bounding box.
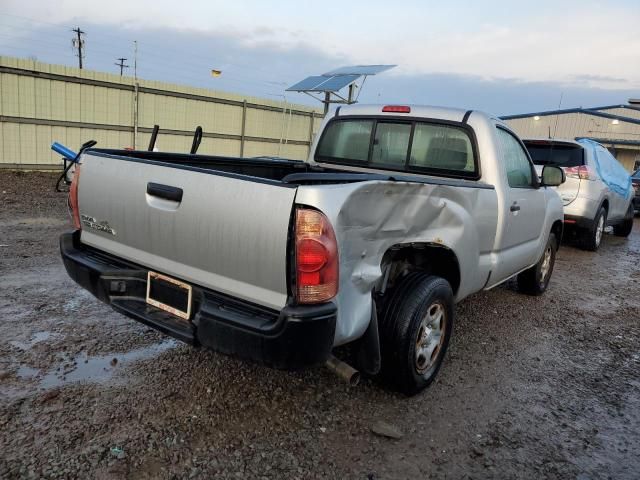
[551,220,563,245]
[379,243,461,296]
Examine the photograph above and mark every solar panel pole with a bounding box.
[323,92,330,115]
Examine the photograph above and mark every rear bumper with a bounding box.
[60,231,336,370]
[563,214,595,230]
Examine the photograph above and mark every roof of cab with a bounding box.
[335,104,479,123]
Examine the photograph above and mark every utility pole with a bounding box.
[71,27,85,69]
[115,57,129,76]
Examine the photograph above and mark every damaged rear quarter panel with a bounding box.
[295,180,498,345]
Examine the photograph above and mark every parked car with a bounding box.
[523,138,634,250]
[59,104,565,395]
[632,169,640,215]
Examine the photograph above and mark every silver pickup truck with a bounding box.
[60,104,565,394]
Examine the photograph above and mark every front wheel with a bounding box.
[379,273,454,395]
[517,232,557,296]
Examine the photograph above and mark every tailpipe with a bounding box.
[325,355,360,386]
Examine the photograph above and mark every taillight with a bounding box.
[382,105,411,113]
[69,164,81,229]
[295,208,338,304]
[565,165,593,180]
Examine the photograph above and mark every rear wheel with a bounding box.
[581,206,606,251]
[517,232,557,296]
[379,272,454,396]
[613,204,634,237]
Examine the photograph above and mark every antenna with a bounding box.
[552,92,563,139]
[287,65,396,115]
[544,92,564,167]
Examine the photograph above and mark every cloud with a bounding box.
[2,0,640,89]
[0,5,638,115]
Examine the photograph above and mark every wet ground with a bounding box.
[1,171,639,479]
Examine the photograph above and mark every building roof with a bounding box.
[501,105,640,126]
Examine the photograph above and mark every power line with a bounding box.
[71,26,84,69]
[115,57,129,76]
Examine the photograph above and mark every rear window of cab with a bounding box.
[315,118,478,179]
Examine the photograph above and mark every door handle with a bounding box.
[510,203,521,212]
[147,183,183,202]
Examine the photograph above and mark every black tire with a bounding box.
[613,204,634,237]
[379,272,454,396]
[581,206,607,251]
[517,232,557,296]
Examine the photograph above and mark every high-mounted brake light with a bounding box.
[295,208,338,304]
[382,105,411,113]
[565,165,593,180]
[69,164,81,230]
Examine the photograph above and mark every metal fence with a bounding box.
[0,56,323,169]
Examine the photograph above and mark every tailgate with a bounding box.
[77,152,297,310]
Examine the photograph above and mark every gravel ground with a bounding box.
[1,171,639,479]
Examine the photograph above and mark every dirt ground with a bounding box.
[1,171,639,480]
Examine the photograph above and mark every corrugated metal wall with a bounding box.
[0,56,323,168]
[596,107,640,120]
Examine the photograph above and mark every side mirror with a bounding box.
[541,165,565,187]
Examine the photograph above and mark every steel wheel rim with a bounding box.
[540,245,552,284]
[415,302,446,375]
[595,214,604,246]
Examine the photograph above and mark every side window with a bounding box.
[496,128,534,188]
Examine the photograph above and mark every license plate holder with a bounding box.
[146,271,193,320]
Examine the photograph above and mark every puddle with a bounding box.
[39,340,177,389]
[16,365,40,379]
[9,331,57,351]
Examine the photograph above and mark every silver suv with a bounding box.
[523,138,634,250]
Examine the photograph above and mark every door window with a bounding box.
[496,128,534,188]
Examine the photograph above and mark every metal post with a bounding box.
[307,112,315,157]
[323,92,330,115]
[348,84,355,104]
[240,100,247,157]
[133,82,139,149]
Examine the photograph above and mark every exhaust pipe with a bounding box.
[325,355,360,386]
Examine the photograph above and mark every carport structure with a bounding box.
[502,101,640,172]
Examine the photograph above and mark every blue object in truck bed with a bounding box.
[51,142,78,162]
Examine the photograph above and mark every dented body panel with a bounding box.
[295,180,499,344]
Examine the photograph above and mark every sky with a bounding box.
[1,0,639,115]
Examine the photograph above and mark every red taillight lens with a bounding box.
[565,165,592,180]
[382,105,411,113]
[295,208,338,304]
[69,164,81,229]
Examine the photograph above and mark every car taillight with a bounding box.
[295,208,338,304]
[69,164,81,229]
[565,165,593,180]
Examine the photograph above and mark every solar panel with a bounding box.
[322,65,396,76]
[286,76,328,91]
[287,74,360,92]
